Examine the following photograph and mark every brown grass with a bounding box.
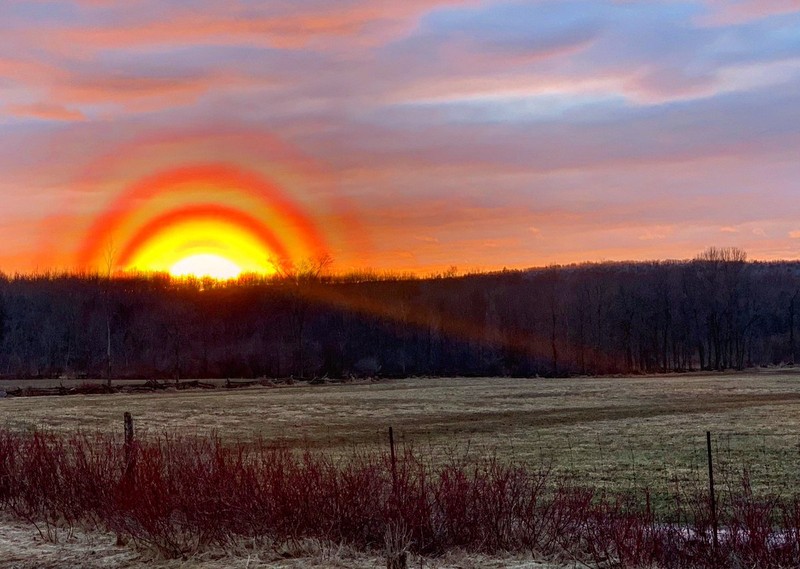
[3,370,800,495]
[3,370,800,567]
[0,515,561,568]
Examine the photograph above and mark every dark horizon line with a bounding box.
[4,246,798,283]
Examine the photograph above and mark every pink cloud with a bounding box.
[19,1,475,53]
[0,57,57,86]
[0,61,266,115]
[700,0,800,26]
[6,103,85,121]
[388,74,620,105]
[51,71,234,111]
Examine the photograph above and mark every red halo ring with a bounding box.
[116,204,293,270]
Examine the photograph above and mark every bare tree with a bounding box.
[790,289,800,365]
[102,239,117,386]
[269,255,333,377]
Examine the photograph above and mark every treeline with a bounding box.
[1,247,800,379]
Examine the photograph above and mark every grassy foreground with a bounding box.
[4,427,800,569]
[4,372,800,567]
[3,371,800,495]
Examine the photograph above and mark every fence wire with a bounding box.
[355,428,800,513]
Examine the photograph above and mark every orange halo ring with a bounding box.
[116,204,294,270]
[76,163,329,272]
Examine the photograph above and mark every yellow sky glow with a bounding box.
[169,253,242,280]
[124,218,276,276]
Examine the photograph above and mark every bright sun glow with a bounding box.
[169,254,242,280]
[122,216,278,277]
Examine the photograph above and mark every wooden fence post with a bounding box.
[117,412,135,547]
[385,426,407,569]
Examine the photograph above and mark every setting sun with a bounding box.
[74,165,332,278]
[169,253,242,280]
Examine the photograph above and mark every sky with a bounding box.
[0,0,799,275]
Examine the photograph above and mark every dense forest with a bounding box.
[1,247,800,379]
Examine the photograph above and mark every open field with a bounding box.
[4,371,800,568]
[4,370,800,495]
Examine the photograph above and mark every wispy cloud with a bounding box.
[6,102,85,121]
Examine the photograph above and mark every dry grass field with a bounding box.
[0,514,557,569]
[3,370,800,494]
[4,371,800,568]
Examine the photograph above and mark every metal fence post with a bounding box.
[706,430,719,552]
[124,412,135,477]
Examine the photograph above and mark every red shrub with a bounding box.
[1,428,800,567]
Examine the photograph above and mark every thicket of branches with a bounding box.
[1,247,799,379]
[3,428,800,568]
